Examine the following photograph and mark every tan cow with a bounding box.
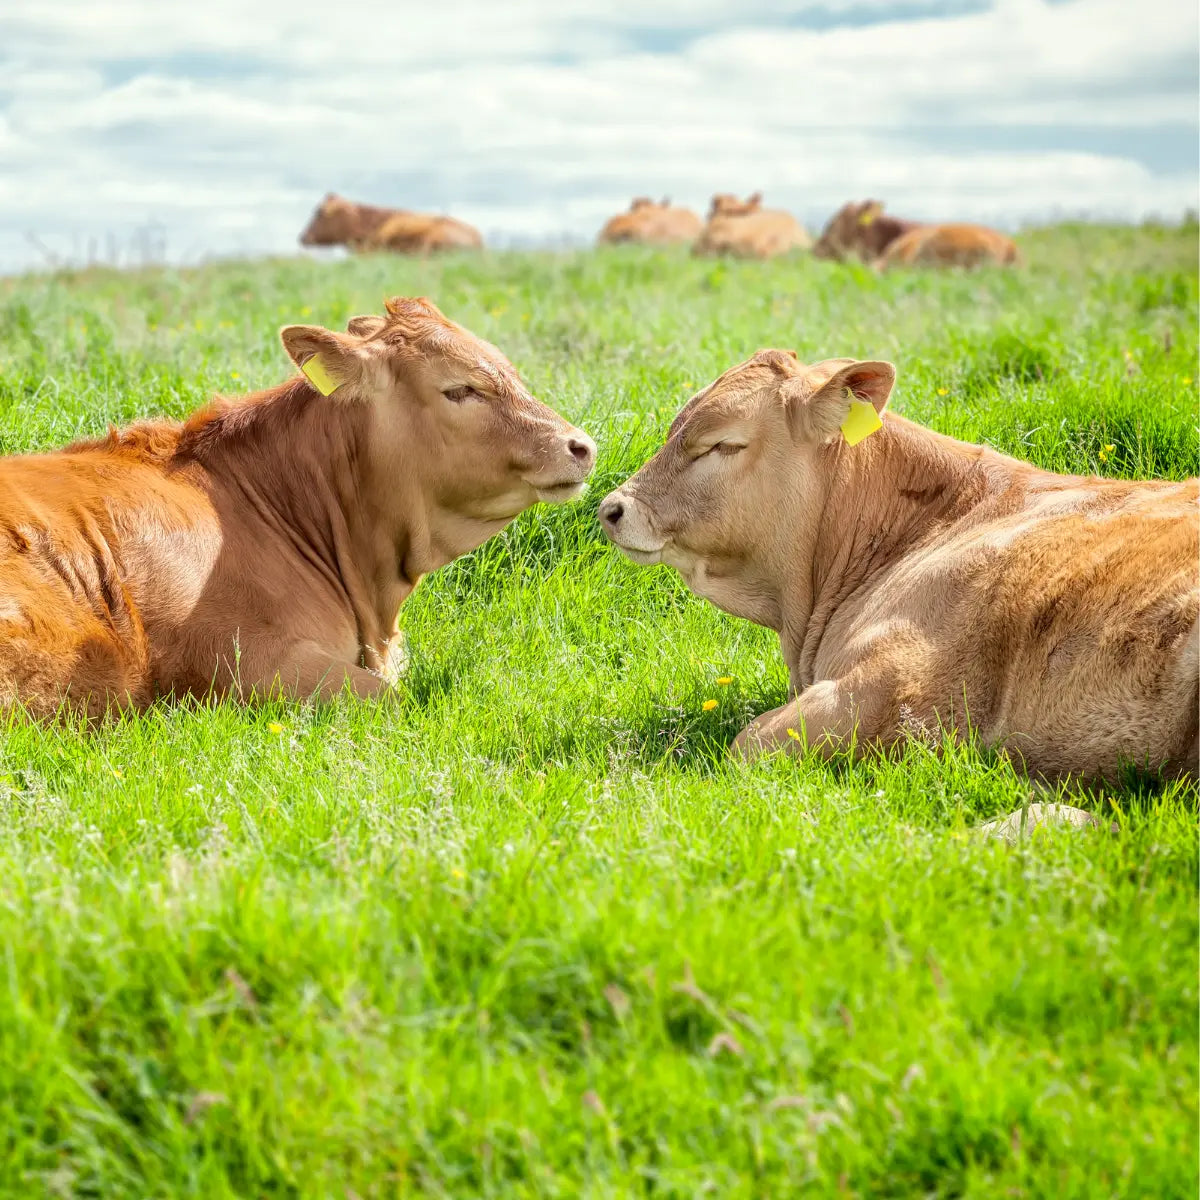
[812,200,923,263]
[599,351,1197,782]
[0,297,594,717]
[597,197,704,245]
[299,193,483,253]
[693,193,812,259]
[879,223,1017,269]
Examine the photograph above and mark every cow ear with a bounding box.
[280,324,365,395]
[782,360,895,443]
[346,314,386,338]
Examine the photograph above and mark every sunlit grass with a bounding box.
[0,224,1197,1196]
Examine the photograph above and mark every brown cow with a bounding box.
[299,193,483,253]
[0,297,594,718]
[812,200,923,263]
[597,197,703,245]
[879,223,1017,269]
[693,193,812,259]
[598,351,1197,783]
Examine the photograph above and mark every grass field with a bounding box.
[0,224,1197,1197]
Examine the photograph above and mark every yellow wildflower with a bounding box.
[702,699,718,711]
[451,867,466,880]
[1098,443,1115,464]
[111,767,124,779]
[1184,376,1193,385]
[716,676,733,686]
[786,728,802,743]
[937,387,949,396]
[267,721,285,734]
[301,306,312,316]
[230,371,241,380]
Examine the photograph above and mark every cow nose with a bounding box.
[599,497,624,527]
[564,432,596,473]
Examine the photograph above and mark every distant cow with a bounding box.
[693,193,812,259]
[597,197,703,246]
[0,298,594,717]
[879,223,1017,269]
[599,350,1197,783]
[299,193,483,253]
[812,200,922,263]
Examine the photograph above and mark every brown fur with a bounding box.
[879,223,1017,269]
[599,353,1197,782]
[693,193,812,259]
[597,197,703,245]
[812,200,923,262]
[299,193,483,254]
[0,298,594,718]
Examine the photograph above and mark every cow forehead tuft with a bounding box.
[667,357,790,438]
[751,348,799,374]
[384,295,444,322]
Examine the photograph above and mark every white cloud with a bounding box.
[0,0,1195,271]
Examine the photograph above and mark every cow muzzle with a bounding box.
[598,488,666,563]
[523,427,597,503]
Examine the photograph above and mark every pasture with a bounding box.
[0,224,1196,1196]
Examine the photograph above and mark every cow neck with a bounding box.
[787,415,1011,686]
[180,378,412,652]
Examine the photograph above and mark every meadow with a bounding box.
[0,224,1196,1197]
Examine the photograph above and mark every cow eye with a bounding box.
[442,385,482,403]
[708,441,745,457]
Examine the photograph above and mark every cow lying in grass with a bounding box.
[599,352,1197,782]
[300,193,482,253]
[880,223,1017,269]
[0,297,594,717]
[693,193,812,259]
[813,201,1017,269]
[812,200,922,263]
[597,197,703,245]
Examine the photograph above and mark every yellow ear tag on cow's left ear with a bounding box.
[841,398,883,446]
[858,210,877,226]
[301,354,339,396]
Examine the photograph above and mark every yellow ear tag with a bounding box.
[841,398,883,446]
[858,210,877,226]
[301,354,339,396]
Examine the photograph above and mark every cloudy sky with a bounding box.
[1,0,1196,272]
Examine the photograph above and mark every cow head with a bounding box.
[813,200,885,260]
[280,297,596,561]
[299,193,359,246]
[709,192,764,220]
[598,351,895,625]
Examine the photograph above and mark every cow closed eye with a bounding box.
[442,385,484,403]
[697,440,746,459]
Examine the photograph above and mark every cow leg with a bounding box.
[241,643,389,703]
[731,676,890,763]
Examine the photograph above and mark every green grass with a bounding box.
[0,224,1197,1197]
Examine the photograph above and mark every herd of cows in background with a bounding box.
[299,191,1020,269]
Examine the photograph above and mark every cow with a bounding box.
[299,193,483,253]
[879,223,1018,269]
[693,192,812,259]
[598,351,1197,783]
[0,297,595,718]
[812,200,923,263]
[597,197,704,246]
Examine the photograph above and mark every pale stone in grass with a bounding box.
[977,802,1112,843]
